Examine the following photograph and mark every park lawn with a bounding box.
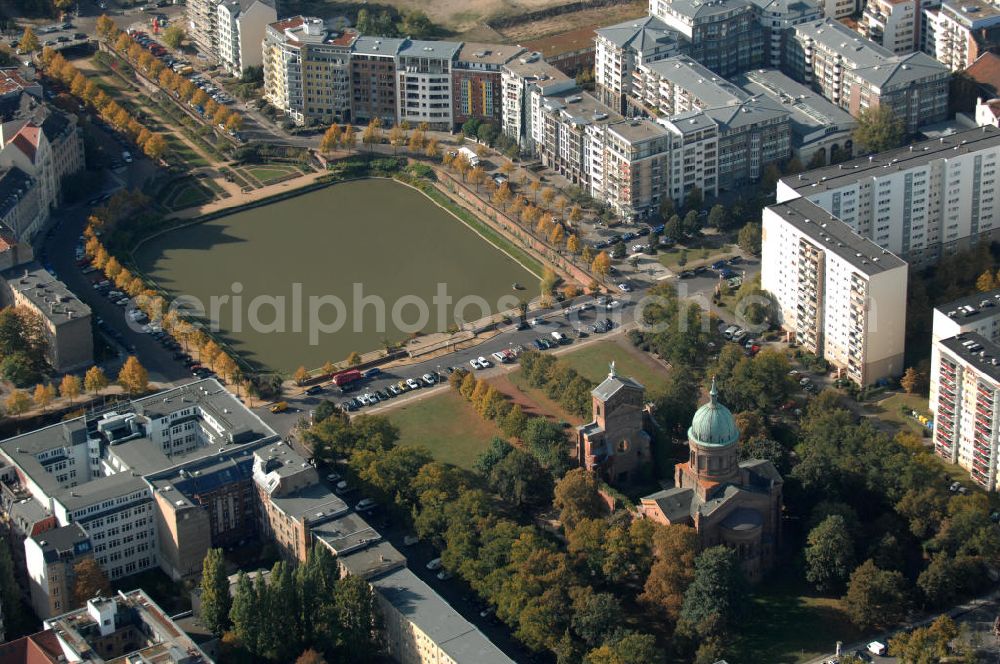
[556,339,670,394]
[245,165,299,184]
[388,389,501,469]
[658,243,739,271]
[862,392,930,436]
[735,573,866,663]
[503,370,587,426]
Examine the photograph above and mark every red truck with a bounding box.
[332,369,362,387]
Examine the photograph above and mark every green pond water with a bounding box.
[135,179,535,372]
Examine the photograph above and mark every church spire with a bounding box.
[709,376,718,404]
[608,360,617,380]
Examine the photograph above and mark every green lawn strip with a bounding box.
[418,183,544,278]
[657,243,739,271]
[556,340,670,394]
[199,176,225,195]
[170,185,212,210]
[387,389,501,469]
[245,165,298,184]
[861,392,930,437]
[735,573,866,663]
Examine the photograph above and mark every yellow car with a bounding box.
[269,401,288,413]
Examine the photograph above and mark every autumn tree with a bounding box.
[553,469,605,531]
[73,558,111,606]
[296,650,327,664]
[143,134,167,160]
[320,123,341,153]
[163,25,186,49]
[60,374,82,403]
[346,351,362,366]
[591,251,611,277]
[33,383,56,411]
[20,27,39,53]
[85,366,109,394]
[977,269,998,292]
[844,559,910,629]
[5,389,30,415]
[118,356,149,395]
[640,524,699,622]
[96,15,116,39]
[567,234,580,255]
[900,367,925,395]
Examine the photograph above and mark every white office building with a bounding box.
[216,0,277,75]
[395,40,461,130]
[761,197,908,385]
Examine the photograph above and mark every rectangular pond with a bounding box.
[134,179,537,373]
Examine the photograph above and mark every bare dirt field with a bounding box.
[499,1,646,42]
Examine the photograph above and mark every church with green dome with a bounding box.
[639,379,784,581]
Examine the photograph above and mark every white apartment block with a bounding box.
[932,331,1000,490]
[186,0,221,58]
[776,125,1000,265]
[860,0,919,54]
[633,56,747,118]
[930,289,1000,414]
[761,197,908,385]
[661,111,721,202]
[501,54,574,150]
[216,0,276,75]
[594,16,684,114]
[396,40,461,130]
[750,0,823,65]
[925,0,1000,71]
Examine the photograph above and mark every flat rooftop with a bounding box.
[336,539,406,579]
[765,197,907,274]
[608,118,670,143]
[781,125,1000,194]
[502,54,571,82]
[267,482,349,523]
[1,261,90,327]
[398,39,461,60]
[940,332,1000,383]
[371,567,515,664]
[455,42,525,66]
[642,56,747,108]
[542,89,621,128]
[734,68,855,141]
[311,511,382,557]
[935,288,1000,326]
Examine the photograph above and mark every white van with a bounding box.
[551,331,567,344]
[867,641,887,656]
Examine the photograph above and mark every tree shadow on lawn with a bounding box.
[735,573,864,663]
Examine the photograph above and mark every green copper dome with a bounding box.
[687,379,740,448]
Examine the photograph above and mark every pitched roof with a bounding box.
[596,16,680,52]
[9,123,40,162]
[967,52,1000,96]
[0,630,64,664]
[642,487,695,522]
[592,373,644,401]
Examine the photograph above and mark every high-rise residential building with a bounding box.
[660,110,721,202]
[761,197,908,385]
[262,17,358,126]
[648,0,766,76]
[924,0,1000,70]
[930,289,1000,413]
[185,0,221,58]
[594,16,684,113]
[603,119,673,218]
[451,43,526,130]
[216,0,277,75]
[932,331,1000,490]
[776,125,1000,265]
[860,0,920,54]
[1,262,92,372]
[351,36,406,126]
[395,40,462,130]
[785,18,949,132]
[632,55,747,118]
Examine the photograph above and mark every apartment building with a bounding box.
[776,125,1000,264]
[0,166,44,241]
[734,68,856,165]
[534,89,621,189]
[24,522,91,619]
[594,16,685,113]
[396,40,461,130]
[451,43,525,130]
[930,289,1000,412]
[0,111,84,227]
[262,17,358,126]
[0,262,92,372]
[44,591,212,663]
[932,332,1000,490]
[750,0,822,65]
[501,54,574,150]
[604,119,673,218]
[661,110,721,202]
[860,0,919,54]
[648,0,766,76]
[924,0,1000,70]
[700,94,791,190]
[216,0,277,75]
[352,36,405,126]
[761,197,908,385]
[633,55,748,117]
[185,0,220,58]
[785,18,950,132]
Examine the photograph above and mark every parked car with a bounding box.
[421,373,437,386]
[326,472,341,483]
[403,535,419,546]
[355,498,378,512]
[305,385,324,395]
[426,558,443,571]
[405,378,420,390]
